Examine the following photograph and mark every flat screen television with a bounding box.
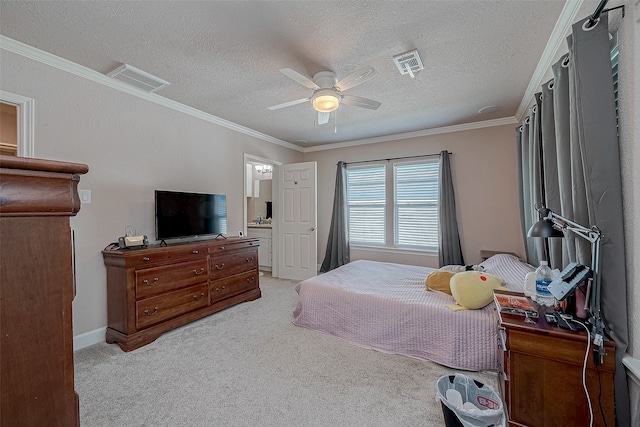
[155,190,227,241]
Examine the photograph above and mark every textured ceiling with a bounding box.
[0,1,584,147]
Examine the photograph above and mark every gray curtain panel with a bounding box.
[437,150,464,267]
[320,161,349,272]
[516,100,544,266]
[541,77,568,270]
[517,14,629,425]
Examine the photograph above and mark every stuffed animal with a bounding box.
[447,271,507,310]
[425,270,456,294]
[440,264,485,273]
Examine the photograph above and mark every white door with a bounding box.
[278,162,317,281]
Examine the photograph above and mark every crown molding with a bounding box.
[515,0,584,122]
[302,117,519,152]
[0,35,303,152]
[3,24,565,155]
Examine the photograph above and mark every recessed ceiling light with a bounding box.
[478,105,501,114]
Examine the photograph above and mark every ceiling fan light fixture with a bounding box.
[312,90,340,112]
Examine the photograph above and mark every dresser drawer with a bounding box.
[211,271,258,303]
[135,259,208,299]
[210,248,257,281]
[124,245,208,268]
[136,283,208,330]
[209,239,259,255]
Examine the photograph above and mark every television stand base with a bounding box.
[215,233,227,239]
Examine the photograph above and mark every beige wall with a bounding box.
[304,125,525,268]
[0,50,303,336]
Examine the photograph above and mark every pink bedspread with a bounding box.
[292,254,532,371]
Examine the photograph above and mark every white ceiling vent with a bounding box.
[393,49,424,78]
[106,64,169,92]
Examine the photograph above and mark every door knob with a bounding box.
[307,227,316,231]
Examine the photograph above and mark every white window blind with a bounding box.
[394,161,439,250]
[610,31,619,130]
[346,165,385,245]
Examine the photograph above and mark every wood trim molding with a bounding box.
[0,90,35,158]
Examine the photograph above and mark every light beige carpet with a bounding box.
[74,273,499,426]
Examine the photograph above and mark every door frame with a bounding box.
[243,153,281,277]
[0,90,34,157]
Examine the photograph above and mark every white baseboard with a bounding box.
[73,327,106,351]
[623,353,640,386]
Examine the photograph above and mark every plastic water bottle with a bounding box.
[535,261,556,307]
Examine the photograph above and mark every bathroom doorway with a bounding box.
[243,154,280,276]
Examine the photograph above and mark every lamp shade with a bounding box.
[528,219,564,238]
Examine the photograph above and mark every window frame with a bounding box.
[392,159,440,252]
[345,163,387,247]
[346,158,440,254]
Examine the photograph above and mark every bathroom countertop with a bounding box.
[247,223,272,229]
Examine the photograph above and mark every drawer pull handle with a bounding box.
[142,257,150,262]
[193,292,205,300]
[143,277,159,286]
[192,250,199,254]
[246,257,254,262]
[144,306,159,316]
[247,277,255,283]
[215,263,225,270]
[220,246,225,250]
[215,286,226,293]
[193,268,205,275]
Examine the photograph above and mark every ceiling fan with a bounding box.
[268,66,381,125]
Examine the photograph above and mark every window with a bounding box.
[394,162,439,250]
[346,165,385,245]
[610,31,619,130]
[346,159,440,252]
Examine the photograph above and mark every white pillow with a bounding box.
[480,254,534,292]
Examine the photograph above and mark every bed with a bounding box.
[292,254,533,371]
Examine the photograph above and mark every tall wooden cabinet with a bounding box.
[0,155,88,427]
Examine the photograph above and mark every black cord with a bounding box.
[596,363,607,427]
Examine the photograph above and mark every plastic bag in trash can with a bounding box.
[436,373,505,427]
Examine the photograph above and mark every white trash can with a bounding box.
[436,373,505,427]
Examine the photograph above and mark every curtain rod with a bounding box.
[586,0,625,28]
[342,151,451,166]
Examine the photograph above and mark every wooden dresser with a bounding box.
[497,306,616,426]
[0,155,88,427]
[102,237,260,351]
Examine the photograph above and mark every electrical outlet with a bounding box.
[79,189,91,204]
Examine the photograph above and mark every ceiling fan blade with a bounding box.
[341,95,381,110]
[334,66,377,91]
[267,97,310,110]
[317,111,330,125]
[279,68,320,90]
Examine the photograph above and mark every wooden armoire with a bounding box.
[0,155,89,426]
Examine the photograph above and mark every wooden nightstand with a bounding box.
[497,303,615,427]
